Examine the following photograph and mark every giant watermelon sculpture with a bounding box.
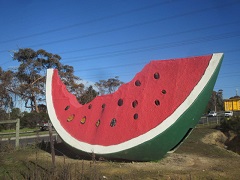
[46,53,223,161]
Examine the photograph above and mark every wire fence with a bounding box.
[199,116,223,126]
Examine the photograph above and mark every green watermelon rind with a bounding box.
[46,53,223,161]
[103,53,223,161]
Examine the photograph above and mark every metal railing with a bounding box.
[199,115,224,125]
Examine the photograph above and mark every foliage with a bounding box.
[205,90,224,113]
[20,111,50,128]
[220,116,240,134]
[78,86,98,104]
[68,81,85,101]
[0,48,125,129]
[0,109,22,131]
[7,48,83,113]
[95,76,123,95]
[0,109,9,131]
[0,67,14,110]
[0,109,8,121]
[10,108,22,119]
[37,104,47,113]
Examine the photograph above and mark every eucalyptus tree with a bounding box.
[95,76,124,95]
[78,85,98,104]
[11,48,84,113]
[206,90,224,113]
[0,67,14,111]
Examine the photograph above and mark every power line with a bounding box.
[58,20,240,55]
[73,60,240,82]
[1,0,239,52]
[0,0,177,45]
[0,5,239,76]
[218,74,240,78]
[1,35,240,69]
[80,66,240,79]
[219,72,240,76]
[60,30,240,65]
[215,85,240,90]
[75,62,145,73]
[32,1,240,48]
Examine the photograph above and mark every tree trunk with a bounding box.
[33,95,39,113]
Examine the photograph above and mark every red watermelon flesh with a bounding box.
[49,54,212,146]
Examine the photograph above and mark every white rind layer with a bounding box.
[46,53,223,154]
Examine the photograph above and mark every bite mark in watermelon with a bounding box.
[46,53,223,161]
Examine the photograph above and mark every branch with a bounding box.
[6,87,31,99]
[31,76,45,85]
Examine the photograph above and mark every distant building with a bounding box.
[224,97,240,111]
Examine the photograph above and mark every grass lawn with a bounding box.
[0,125,240,179]
[0,127,50,139]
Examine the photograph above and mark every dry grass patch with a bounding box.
[1,127,240,179]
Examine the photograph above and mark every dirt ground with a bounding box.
[41,128,240,179]
[95,129,240,180]
[1,127,240,179]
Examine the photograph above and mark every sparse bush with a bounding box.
[0,109,9,131]
[220,116,240,134]
[20,112,49,128]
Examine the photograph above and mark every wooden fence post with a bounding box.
[48,122,56,168]
[15,118,20,148]
[0,119,20,148]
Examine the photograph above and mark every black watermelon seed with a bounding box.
[154,72,160,79]
[118,99,123,106]
[155,100,160,106]
[110,118,116,127]
[133,113,138,120]
[135,80,141,86]
[65,106,70,110]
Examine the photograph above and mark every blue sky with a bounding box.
[0,0,240,100]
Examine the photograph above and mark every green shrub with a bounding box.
[220,116,240,134]
[20,112,49,128]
